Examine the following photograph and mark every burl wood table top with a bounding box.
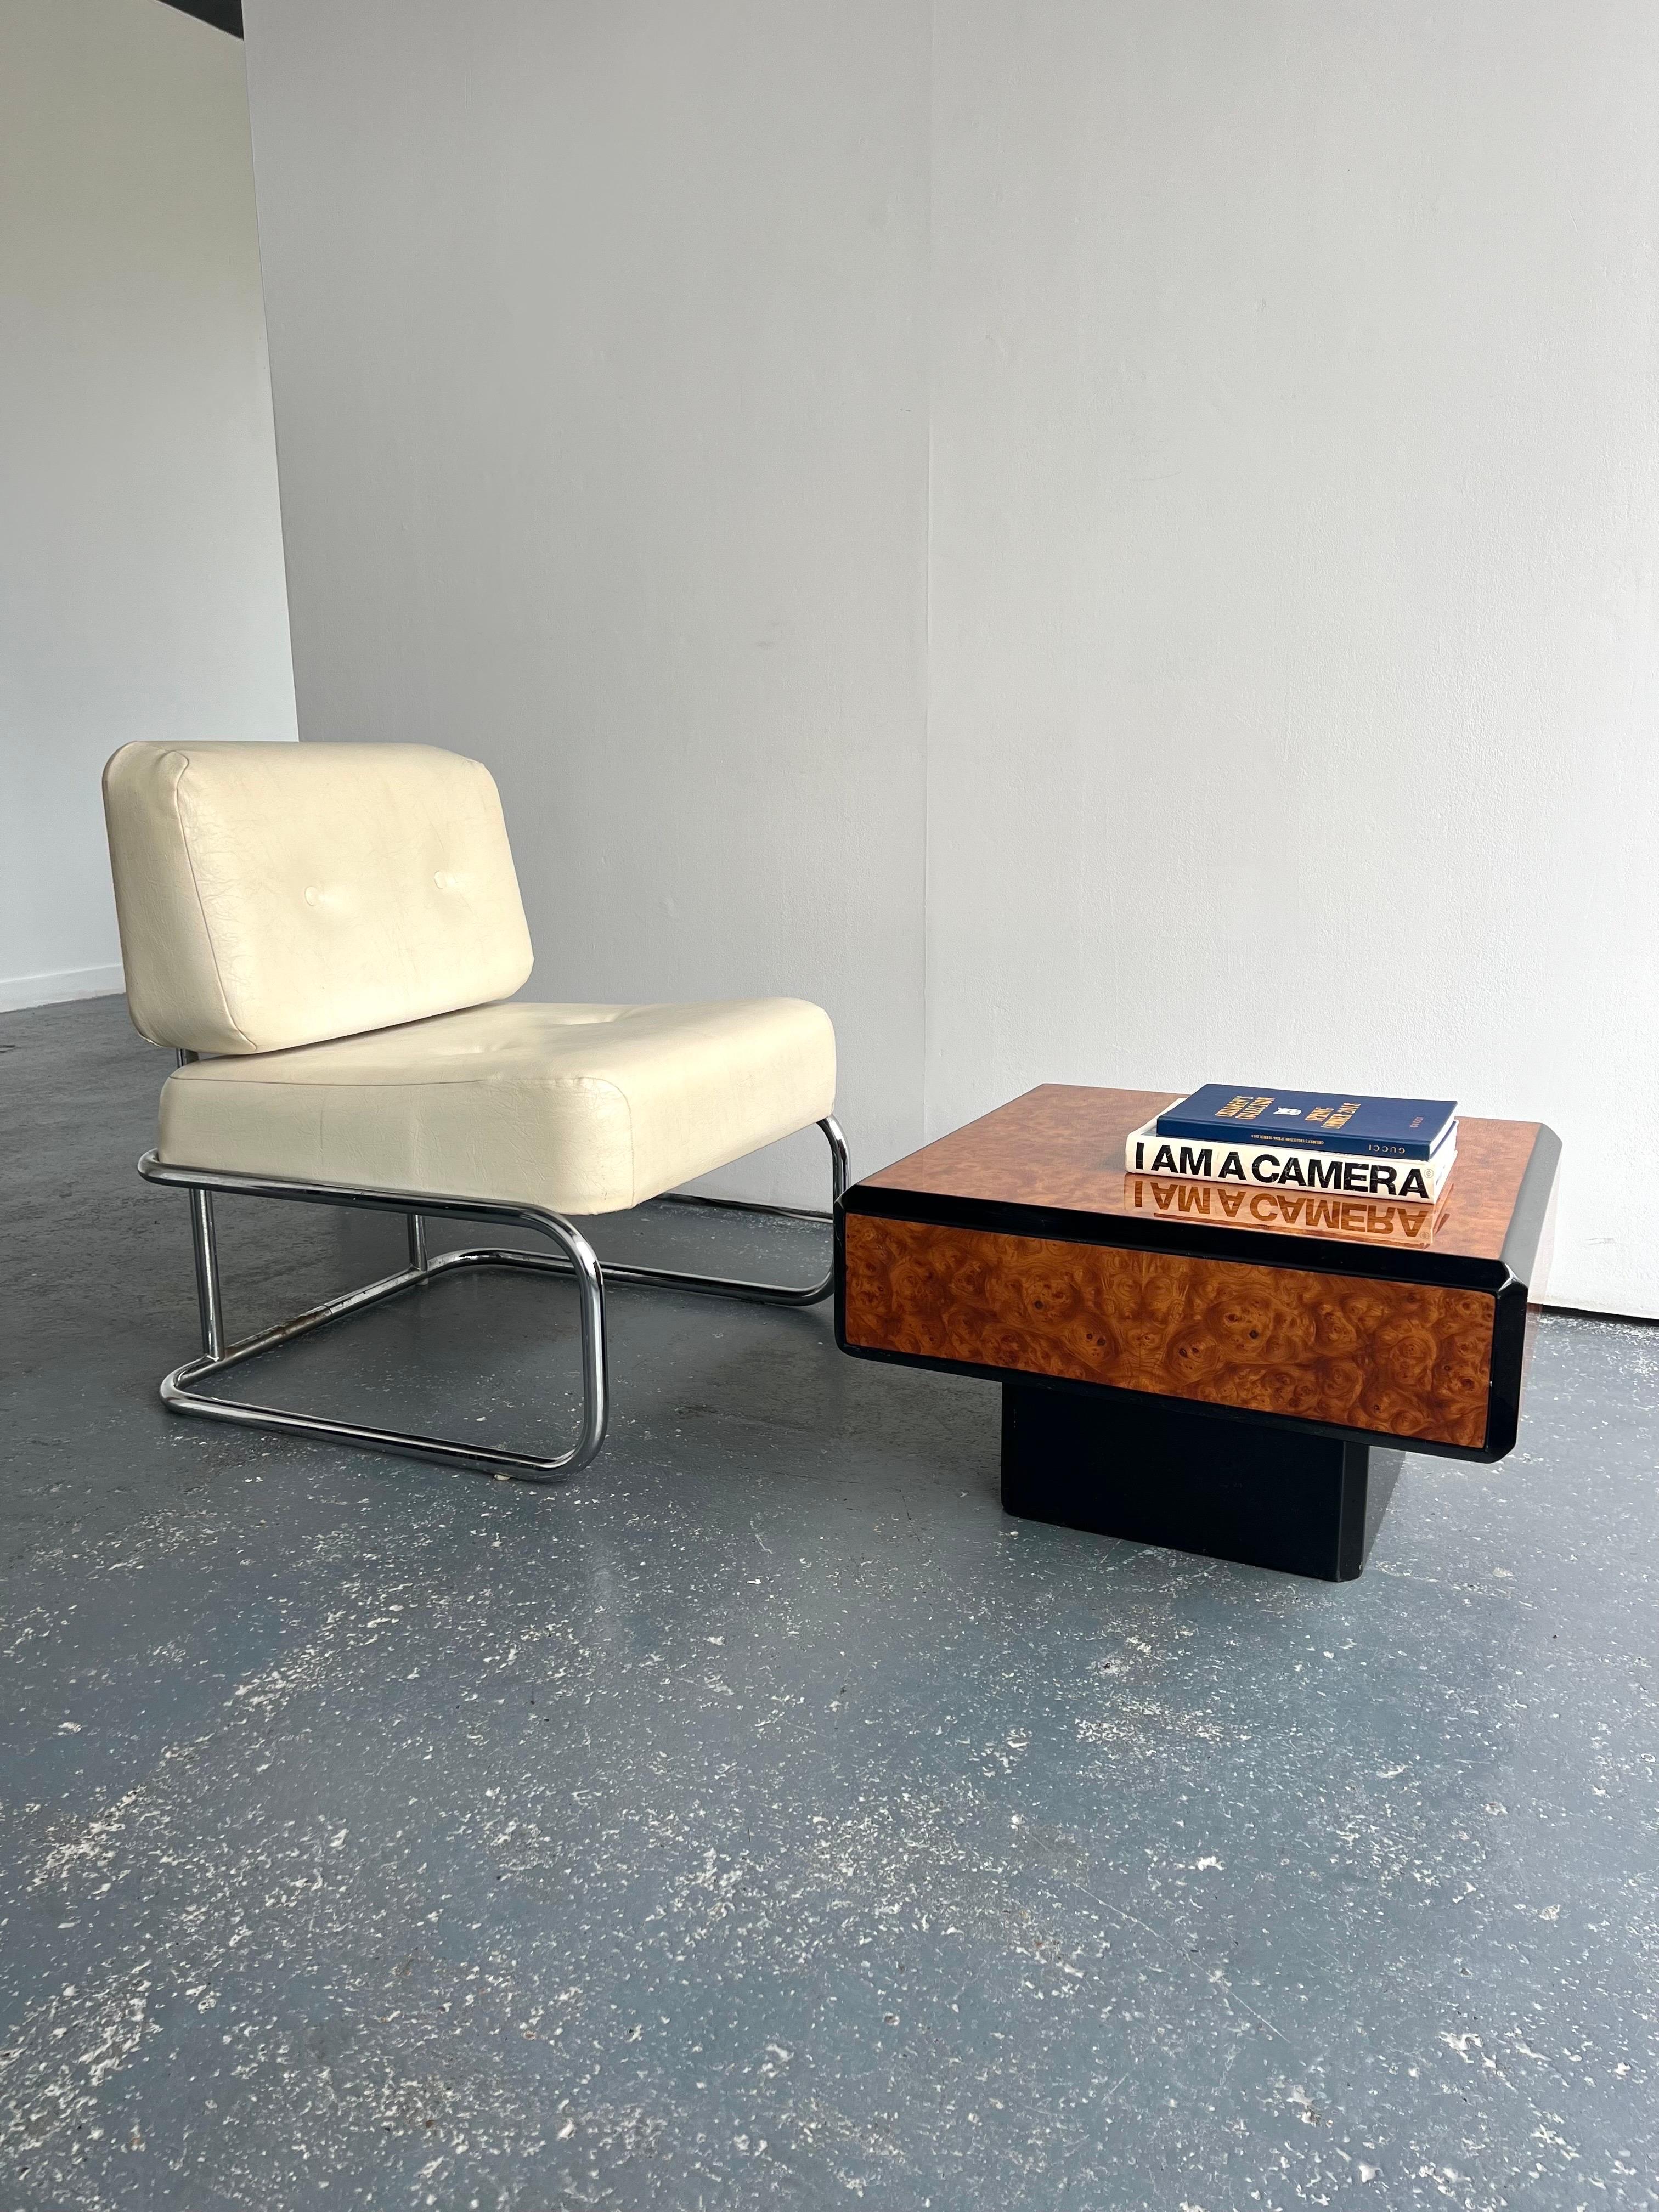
[851,1086,1556,1293]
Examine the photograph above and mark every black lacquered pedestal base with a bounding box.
[1001,1384,1401,1581]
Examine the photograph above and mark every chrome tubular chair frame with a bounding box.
[137,1110,848,1483]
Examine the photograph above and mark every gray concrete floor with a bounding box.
[2,996,1656,2212]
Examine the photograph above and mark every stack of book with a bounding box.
[1125,1085,1457,1204]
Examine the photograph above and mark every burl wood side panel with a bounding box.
[843,1215,1497,1449]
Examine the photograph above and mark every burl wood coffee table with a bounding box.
[835,1087,1559,1580]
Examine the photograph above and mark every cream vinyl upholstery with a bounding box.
[104,738,840,1476]
[106,739,838,1217]
[103,742,534,1054]
[157,998,837,1216]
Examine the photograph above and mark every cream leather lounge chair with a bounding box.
[102,741,845,1477]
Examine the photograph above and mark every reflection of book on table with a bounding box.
[1122,1176,1442,1246]
[1125,1118,1456,1203]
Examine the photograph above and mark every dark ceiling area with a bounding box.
[159,0,244,36]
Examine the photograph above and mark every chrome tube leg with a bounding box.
[543,1216,609,1469]
[134,1107,844,1477]
[140,1149,610,1481]
[591,1111,850,1306]
[820,1114,849,1208]
[175,1050,224,1360]
[188,1188,225,1360]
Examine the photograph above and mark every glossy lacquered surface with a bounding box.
[1002,1384,1402,1581]
[844,1214,1496,1449]
[856,1086,1548,1273]
[839,1085,1560,1463]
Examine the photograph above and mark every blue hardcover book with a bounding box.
[1156,1085,1457,1161]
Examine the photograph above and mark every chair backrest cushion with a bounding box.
[103,741,534,1054]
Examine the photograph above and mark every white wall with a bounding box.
[244,0,930,1198]
[0,0,296,1014]
[242,0,1659,1314]
[926,0,1659,1317]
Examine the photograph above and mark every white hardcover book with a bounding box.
[1124,1118,1457,1203]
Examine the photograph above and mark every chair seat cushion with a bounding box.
[158,998,836,1215]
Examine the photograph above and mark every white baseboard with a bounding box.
[0,963,125,1014]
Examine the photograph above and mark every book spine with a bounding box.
[1126,1131,1454,1202]
[1154,1117,1446,1161]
